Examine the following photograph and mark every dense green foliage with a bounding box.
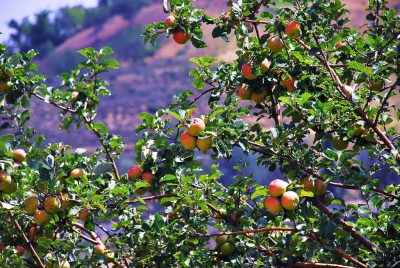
[0,0,399,267]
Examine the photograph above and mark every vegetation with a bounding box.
[0,0,399,267]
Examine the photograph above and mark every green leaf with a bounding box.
[101,58,119,69]
[348,61,372,75]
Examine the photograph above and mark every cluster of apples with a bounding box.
[215,235,235,256]
[24,194,61,226]
[301,176,334,206]
[164,15,191,45]
[128,165,154,194]
[264,179,300,214]
[180,117,213,152]
[0,149,28,194]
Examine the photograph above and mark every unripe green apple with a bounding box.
[24,195,39,215]
[241,63,258,80]
[34,210,50,225]
[300,176,315,192]
[197,136,213,152]
[281,191,300,210]
[264,196,283,214]
[128,165,143,180]
[260,58,271,73]
[220,242,235,256]
[12,148,26,162]
[215,235,229,246]
[173,30,191,45]
[70,168,86,178]
[44,196,61,214]
[235,84,251,100]
[267,36,284,52]
[251,91,267,103]
[180,130,197,150]
[314,179,326,196]
[285,21,301,39]
[282,76,296,92]
[2,181,16,194]
[269,179,288,197]
[332,136,349,151]
[165,15,176,27]
[188,118,205,136]
[142,172,154,185]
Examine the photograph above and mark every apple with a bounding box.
[281,191,300,210]
[70,168,86,178]
[78,209,89,222]
[165,15,176,27]
[142,172,154,185]
[230,211,238,222]
[34,210,50,225]
[128,165,143,180]
[197,136,213,152]
[241,63,258,80]
[260,58,271,73]
[24,195,39,215]
[220,242,235,256]
[314,179,326,196]
[235,84,251,100]
[264,196,283,214]
[0,81,9,92]
[29,226,37,240]
[180,130,197,150]
[60,192,72,210]
[95,244,106,254]
[0,171,13,192]
[251,91,267,103]
[282,76,296,92]
[215,235,229,246]
[53,260,71,268]
[2,181,16,194]
[12,148,26,162]
[285,21,301,39]
[335,41,346,48]
[269,179,288,197]
[188,118,205,136]
[71,91,79,100]
[353,122,368,137]
[44,196,61,213]
[104,252,115,263]
[300,177,315,192]
[332,136,349,151]
[267,36,284,52]
[245,21,254,32]
[15,245,25,256]
[173,30,191,44]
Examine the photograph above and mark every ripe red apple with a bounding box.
[188,118,205,136]
[251,91,267,103]
[267,36,284,52]
[70,168,86,178]
[281,191,300,210]
[285,21,301,38]
[44,196,61,214]
[180,130,197,150]
[314,179,327,196]
[282,76,296,92]
[78,209,90,222]
[220,242,235,256]
[142,172,154,185]
[29,226,36,240]
[197,136,213,152]
[12,148,26,162]
[0,171,13,192]
[236,84,252,100]
[241,63,258,80]
[15,245,25,256]
[264,196,283,214]
[34,210,50,225]
[24,195,39,215]
[269,179,288,197]
[165,15,176,27]
[260,58,271,73]
[332,136,348,151]
[173,30,190,44]
[300,177,315,192]
[95,244,106,254]
[128,165,143,180]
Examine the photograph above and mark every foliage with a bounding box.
[1,0,400,267]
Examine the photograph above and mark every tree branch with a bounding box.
[196,227,296,237]
[282,262,355,268]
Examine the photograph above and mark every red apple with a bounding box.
[24,195,39,215]
[241,63,258,80]
[188,118,205,136]
[269,179,288,197]
[142,172,154,185]
[173,30,190,44]
[197,136,213,152]
[235,84,252,100]
[12,148,26,162]
[264,196,283,214]
[300,177,315,192]
[95,244,106,254]
[180,130,197,150]
[314,179,327,196]
[165,15,176,27]
[285,21,301,39]
[267,36,284,52]
[34,210,50,225]
[251,91,267,103]
[128,165,143,180]
[245,21,254,32]
[260,58,271,73]
[281,191,300,210]
[44,196,61,214]
[282,76,296,92]
[15,245,25,256]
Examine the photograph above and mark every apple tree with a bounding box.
[1,0,400,267]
